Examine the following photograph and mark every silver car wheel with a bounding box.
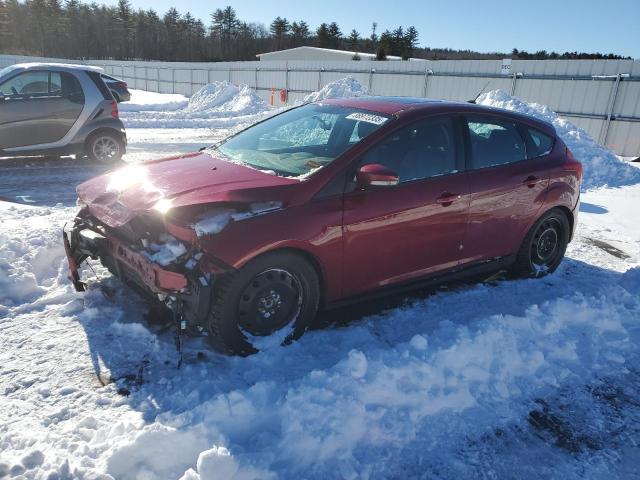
[92,136,120,163]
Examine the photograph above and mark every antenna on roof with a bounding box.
[468,81,490,104]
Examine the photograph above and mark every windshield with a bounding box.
[0,65,17,80]
[212,103,390,178]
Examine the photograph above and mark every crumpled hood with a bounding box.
[77,152,298,227]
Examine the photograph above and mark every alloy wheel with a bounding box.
[92,136,120,163]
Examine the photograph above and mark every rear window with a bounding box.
[467,117,527,169]
[526,128,554,158]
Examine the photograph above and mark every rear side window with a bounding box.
[525,128,554,158]
[467,117,526,169]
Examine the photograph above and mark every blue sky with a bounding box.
[104,0,639,58]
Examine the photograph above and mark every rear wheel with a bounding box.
[86,131,124,164]
[206,251,320,355]
[511,209,569,278]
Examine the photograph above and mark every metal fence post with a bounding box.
[318,68,324,90]
[171,68,175,94]
[285,62,289,105]
[510,72,517,96]
[255,67,259,90]
[368,68,375,93]
[423,69,433,97]
[598,73,627,146]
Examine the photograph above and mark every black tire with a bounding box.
[207,251,320,356]
[86,131,124,164]
[511,208,570,278]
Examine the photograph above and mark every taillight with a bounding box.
[565,146,583,180]
[110,100,119,119]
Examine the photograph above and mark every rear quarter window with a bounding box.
[525,128,555,158]
[87,70,114,100]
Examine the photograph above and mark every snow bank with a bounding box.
[303,76,368,103]
[119,89,189,112]
[120,81,271,129]
[119,77,366,130]
[187,82,266,116]
[477,90,640,191]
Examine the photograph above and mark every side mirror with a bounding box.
[356,163,400,189]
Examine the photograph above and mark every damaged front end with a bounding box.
[63,200,284,333]
[62,208,224,335]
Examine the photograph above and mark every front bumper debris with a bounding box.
[63,221,187,295]
[63,230,87,292]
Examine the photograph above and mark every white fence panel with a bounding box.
[0,54,638,156]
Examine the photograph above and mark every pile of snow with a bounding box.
[477,90,640,191]
[118,89,188,112]
[142,234,187,266]
[120,81,271,129]
[303,76,368,103]
[187,81,266,116]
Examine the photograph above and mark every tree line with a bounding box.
[0,1,630,62]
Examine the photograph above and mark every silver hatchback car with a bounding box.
[0,63,126,163]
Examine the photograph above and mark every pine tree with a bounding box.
[290,20,309,47]
[347,29,359,51]
[269,16,289,49]
[316,22,330,48]
[403,26,418,59]
[327,22,341,49]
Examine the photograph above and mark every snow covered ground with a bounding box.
[1,82,640,479]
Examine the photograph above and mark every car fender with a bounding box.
[197,200,344,302]
[516,179,578,245]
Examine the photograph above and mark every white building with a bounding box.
[256,46,414,62]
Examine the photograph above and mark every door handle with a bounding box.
[436,192,461,206]
[523,175,540,188]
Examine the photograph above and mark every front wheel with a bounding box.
[511,209,570,278]
[206,252,320,356]
[86,131,124,164]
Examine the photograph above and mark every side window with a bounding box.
[0,71,74,99]
[360,116,457,183]
[467,117,526,169]
[349,120,378,143]
[49,72,62,95]
[0,71,49,97]
[525,127,554,158]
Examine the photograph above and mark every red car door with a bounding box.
[341,115,470,298]
[461,116,556,264]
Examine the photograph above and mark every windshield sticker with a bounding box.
[345,112,388,125]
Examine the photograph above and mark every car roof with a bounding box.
[3,62,104,74]
[320,96,555,135]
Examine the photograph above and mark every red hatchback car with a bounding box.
[65,97,582,355]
